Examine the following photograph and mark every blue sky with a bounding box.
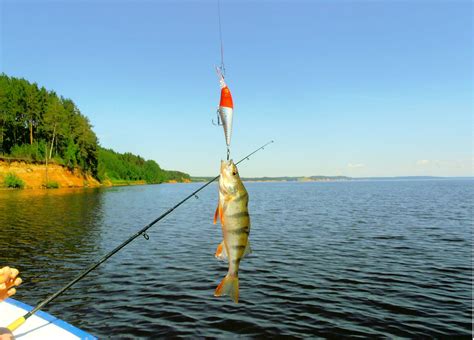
[1,0,472,177]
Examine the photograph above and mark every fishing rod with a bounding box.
[7,140,274,332]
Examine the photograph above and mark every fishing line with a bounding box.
[6,140,274,332]
[215,0,231,161]
[217,0,225,76]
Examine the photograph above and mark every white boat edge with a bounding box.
[0,298,96,339]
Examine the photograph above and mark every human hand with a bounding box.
[0,327,14,340]
[0,267,22,301]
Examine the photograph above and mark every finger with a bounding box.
[0,267,11,283]
[0,283,5,290]
[13,278,22,287]
[7,288,16,297]
[6,277,22,289]
[9,268,19,280]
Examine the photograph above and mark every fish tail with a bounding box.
[214,274,239,303]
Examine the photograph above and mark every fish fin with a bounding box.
[243,240,252,257]
[213,205,219,224]
[214,274,239,303]
[213,204,224,225]
[219,205,224,225]
[215,241,227,261]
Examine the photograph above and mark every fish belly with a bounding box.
[223,200,250,275]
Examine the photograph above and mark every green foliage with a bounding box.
[0,73,98,175]
[9,141,47,162]
[4,173,25,189]
[0,73,190,184]
[64,138,78,170]
[44,181,59,189]
[10,143,39,160]
[98,147,190,184]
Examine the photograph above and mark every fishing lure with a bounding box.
[216,67,234,153]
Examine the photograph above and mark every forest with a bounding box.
[97,148,190,184]
[0,74,189,184]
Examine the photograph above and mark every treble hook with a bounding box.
[212,108,223,126]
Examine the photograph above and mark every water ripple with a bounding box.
[0,180,472,337]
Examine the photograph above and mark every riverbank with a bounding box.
[0,160,192,189]
[0,160,100,189]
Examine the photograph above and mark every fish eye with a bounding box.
[232,171,237,176]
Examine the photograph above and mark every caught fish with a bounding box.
[216,67,234,147]
[213,159,251,303]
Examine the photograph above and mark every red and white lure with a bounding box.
[216,67,234,151]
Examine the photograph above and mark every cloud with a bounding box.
[347,163,365,168]
[416,160,430,166]
[415,159,473,170]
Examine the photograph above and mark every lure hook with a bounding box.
[212,108,223,126]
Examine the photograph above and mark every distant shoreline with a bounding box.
[191,176,473,183]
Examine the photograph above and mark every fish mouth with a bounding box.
[220,159,232,172]
[220,160,240,183]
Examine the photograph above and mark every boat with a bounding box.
[0,298,96,339]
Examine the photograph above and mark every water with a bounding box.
[0,180,472,338]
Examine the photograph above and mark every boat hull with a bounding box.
[0,298,96,339]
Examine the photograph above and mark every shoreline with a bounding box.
[0,160,190,190]
[0,160,100,189]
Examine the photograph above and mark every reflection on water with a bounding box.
[0,181,472,337]
[0,188,105,292]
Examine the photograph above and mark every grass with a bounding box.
[44,181,59,189]
[4,173,25,189]
[109,179,147,186]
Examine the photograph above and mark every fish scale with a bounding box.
[213,160,251,303]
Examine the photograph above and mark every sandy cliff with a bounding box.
[0,160,100,189]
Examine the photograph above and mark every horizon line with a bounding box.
[190,175,474,179]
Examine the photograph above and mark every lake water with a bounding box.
[0,180,472,338]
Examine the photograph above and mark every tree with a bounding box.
[23,81,41,145]
[43,95,66,160]
[0,76,8,153]
[0,73,190,182]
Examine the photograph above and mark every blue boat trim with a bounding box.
[5,298,97,339]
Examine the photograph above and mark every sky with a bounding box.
[0,0,472,177]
